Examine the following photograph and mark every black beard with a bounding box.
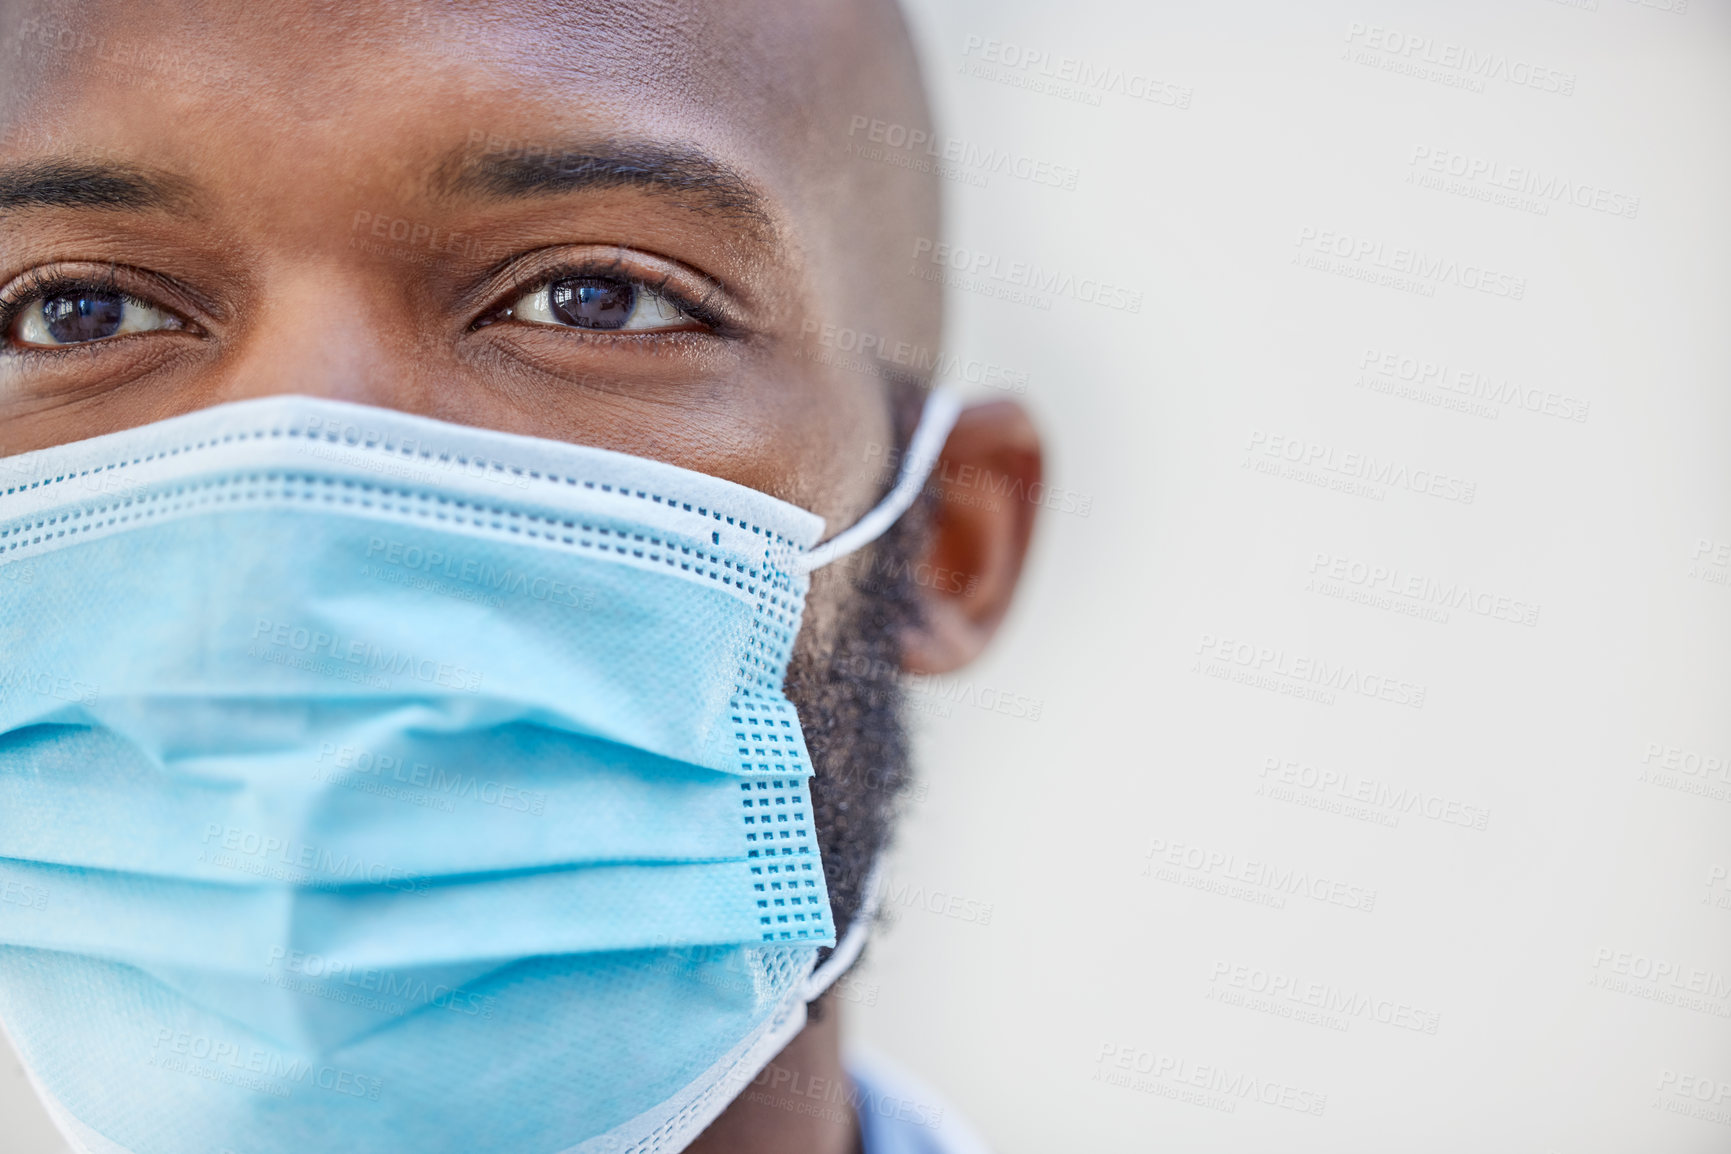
[783,490,930,980]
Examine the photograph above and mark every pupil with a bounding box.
[549,278,635,329]
[43,292,126,343]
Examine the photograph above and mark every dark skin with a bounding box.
[0,2,1041,1150]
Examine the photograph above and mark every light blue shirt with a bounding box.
[849,1049,994,1154]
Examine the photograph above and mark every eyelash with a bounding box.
[0,261,724,348]
[479,259,726,334]
[0,266,133,331]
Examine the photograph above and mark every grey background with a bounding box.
[845,1,1731,1151]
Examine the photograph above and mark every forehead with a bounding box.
[0,0,855,207]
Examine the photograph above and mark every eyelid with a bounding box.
[469,246,740,334]
[0,263,210,333]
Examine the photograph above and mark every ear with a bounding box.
[900,400,1043,675]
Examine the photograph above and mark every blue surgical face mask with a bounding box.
[0,387,961,1154]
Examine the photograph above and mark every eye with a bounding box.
[505,275,705,333]
[6,285,189,348]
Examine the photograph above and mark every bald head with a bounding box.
[0,0,941,518]
[0,0,972,966]
[0,10,1043,1147]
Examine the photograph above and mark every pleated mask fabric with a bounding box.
[0,389,962,1154]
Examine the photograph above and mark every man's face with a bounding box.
[0,0,938,533]
[0,0,1041,948]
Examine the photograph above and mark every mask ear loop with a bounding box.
[794,387,962,997]
[792,387,965,576]
[801,854,887,1002]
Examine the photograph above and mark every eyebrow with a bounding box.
[0,160,191,214]
[432,140,774,231]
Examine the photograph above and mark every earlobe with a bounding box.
[899,399,1043,676]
